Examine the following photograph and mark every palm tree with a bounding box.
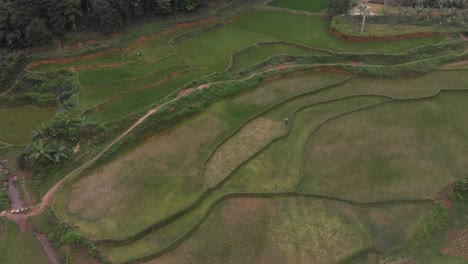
[29,140,53,162]
[50,141,69,163]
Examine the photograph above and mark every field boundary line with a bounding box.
[96,94,393,244]
[80,66,191,115]
[106,191,434,264]
[96,88,468,244]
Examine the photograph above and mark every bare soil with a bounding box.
[440,60,468,69]
[27,48,123,69]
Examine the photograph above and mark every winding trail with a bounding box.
[27,93,185,217]
[0,162,60,264]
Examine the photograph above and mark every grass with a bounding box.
[226,96,388,194]
[0,172,8,211]
[99,96,387,264]
[96,71,468,262]
[132,197,371,264]
[0,218,50,264]
[174,26,277,71]
[228,10,446,53]
[230,42,326,72]
[78,55,185,87]
[56,71,350,241]
[268,0,328,13]
[358,202,435,252]
[125,20,219,65]
[0,106,56,145]
[331,16,460,37]
[29,51,123,72]
[380,203,468,263]
[77,66,189,111]
[87,68,210,121]
[208,71,350,121]
[299,91,468,202]
[55,111,236,240]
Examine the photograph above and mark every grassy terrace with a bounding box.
[0,106,56,145]
[268,0,329,13]
[1,3,466,263]
[0,219,49,264]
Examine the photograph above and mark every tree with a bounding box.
[154,0,172,14]
[359,1,370,32]
[65,0,83,31]
[29,140,53,162]
[25,18,51,46]
[328,0,353,15]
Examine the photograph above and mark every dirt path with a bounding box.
[25,53,468,217]
[27,93,186,218]
[0,162,60,264]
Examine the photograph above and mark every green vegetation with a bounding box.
[331,16,459,37]
[55,72,350,241]
[268,0,329,12]
[30,51,123,72]
[0,172,8,211]
[78,55,185,87]
[88,68,210,121]
[77,66,189,111]
[1,3,467,264]
[175,27,277,71]
[0,218,50,264]
[299,91,468,202]
[104,197,371,264]
[31,207,101,263]
[230,42,326,72]
[125,20,219,65]
[0,106,56,145]
[359,203,434,252]
[229,11,446,53]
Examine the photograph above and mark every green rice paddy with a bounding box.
[4,3,466,263]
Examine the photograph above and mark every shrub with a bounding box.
[328,0,354,15]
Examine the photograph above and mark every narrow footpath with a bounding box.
[0,162,60,264]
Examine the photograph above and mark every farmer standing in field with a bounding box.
[285,118,288,125]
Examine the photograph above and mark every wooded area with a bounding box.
[0,0,204,48]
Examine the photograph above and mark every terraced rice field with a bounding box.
[2,3,466,263]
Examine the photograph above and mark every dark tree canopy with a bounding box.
[0,0,205,48]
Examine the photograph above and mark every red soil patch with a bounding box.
[441,230,468,259]
[439,182,455,210]
[332,29,441,42]
[223,13,241,26]
[18,170,32,178]
[264,73,283,82]
[125,17,218,52]
[351,61,365,66]
[71,61,127,71]
[314,66,353,76]
[196,84,210,90]
[27,48,123,69]
[179,88,195,95]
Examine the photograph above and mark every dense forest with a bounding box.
[0,0,204,49]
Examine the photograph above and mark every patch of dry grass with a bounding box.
[203,118,286,188]
[56,112,235,240]
[139,197,371,264]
